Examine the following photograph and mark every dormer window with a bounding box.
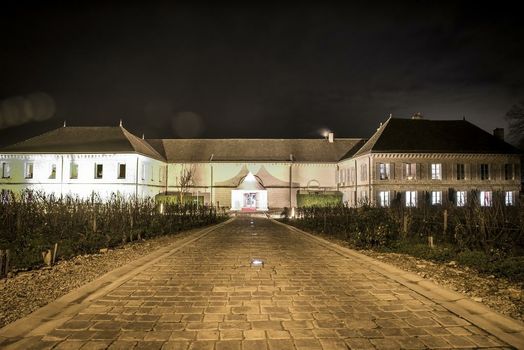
[49,164,57,179]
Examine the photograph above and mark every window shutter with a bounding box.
[515,163,521,179]
[416,163,421,180]
[375,164,380,180]
[390,163,395,180]
[441,163,446,180]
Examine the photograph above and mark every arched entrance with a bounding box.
[231,172,268,211]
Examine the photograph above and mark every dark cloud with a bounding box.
[0,1,522,145]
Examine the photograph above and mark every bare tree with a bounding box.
[176,164,195,203]
[506,99,524,150]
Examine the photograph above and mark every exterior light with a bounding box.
[251,258,264,267]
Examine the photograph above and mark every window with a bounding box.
[50,164,56,179]
[118,163,126,179]
[70,163,78,179]
[456,164,465,180]
[431,163,441,180]
[159,167,163,182]
[2,162,10,178]
[431,191,442,205]
[456,191,467,207]
[379,163,390,180]
[505,191,514,206]
[405,191,417,207]
[404,163,416,180]
[95,164,103,179]
[504,164,514,180]
[360,164,368,181]
[378,191,390,207]
[480,191,492,207]
[360,190,368,203]
[24,162,33,179]
[480,164,489,180]
[141,164,146,180]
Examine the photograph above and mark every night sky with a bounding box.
[1,1,523,146]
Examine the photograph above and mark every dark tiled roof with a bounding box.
[353,117,521,157]
[1,126,165,161]
[146,138,364,162]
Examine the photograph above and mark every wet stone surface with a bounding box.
[25,218,509,349]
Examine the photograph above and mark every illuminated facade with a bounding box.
[0,117,521,209]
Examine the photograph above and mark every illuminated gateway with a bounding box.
[0,116,521,210]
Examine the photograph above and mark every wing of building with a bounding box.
[0,116,521,209]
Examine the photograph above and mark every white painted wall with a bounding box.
[0,153,165,200]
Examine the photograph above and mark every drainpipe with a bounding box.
[368,156,372,205]
[289,154,294,208]
[60,155,64,199]
[354,159,358,206]
[164,163,168,194]
[210,154,214,206]
[135,156,139,201]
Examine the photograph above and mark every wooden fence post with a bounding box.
[402,213,408,238]
[443,209,448,233]
[0,249,4,277]
[52,243,58,265]
[5,249,10,276]
[428,236,434,248]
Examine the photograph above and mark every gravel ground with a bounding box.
[0,228,199,329]
[313,232,524,322]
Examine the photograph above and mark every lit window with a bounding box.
[404,163,416,179]
[505,191,514,206]
[50,164,57,179]
[70,163,78,179]
[1,162,10,178]
[431,163,441,180]
[405,191,417,207]
[456,164,465,180]
[456,191,467,207]
[379,191,390,207]
[431,191,442,205]
[25,162,33,179]
[480,164,489,180]
[480,191,492,207]
[118,163,126,179]
[95,164,103,179]
[379,163,390,180]
[504,164,514,180]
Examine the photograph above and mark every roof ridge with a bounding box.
[352,117,392,157]
[120,126,165,160]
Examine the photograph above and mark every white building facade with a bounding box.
[0,117,521,209]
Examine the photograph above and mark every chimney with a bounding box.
[493,128,504,141]
[411,112,423,120]
[328,132,334,143]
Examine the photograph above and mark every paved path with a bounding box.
[1,218,517,349]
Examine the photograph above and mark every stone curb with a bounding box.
[273,219,524,349]
[0,218,233,349]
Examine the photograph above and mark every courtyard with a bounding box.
[0,217,519,349]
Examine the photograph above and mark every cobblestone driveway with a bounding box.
[31,218,508,349]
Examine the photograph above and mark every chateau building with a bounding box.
[0,116,521,209]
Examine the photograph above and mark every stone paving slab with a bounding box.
[0,217,520,349]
